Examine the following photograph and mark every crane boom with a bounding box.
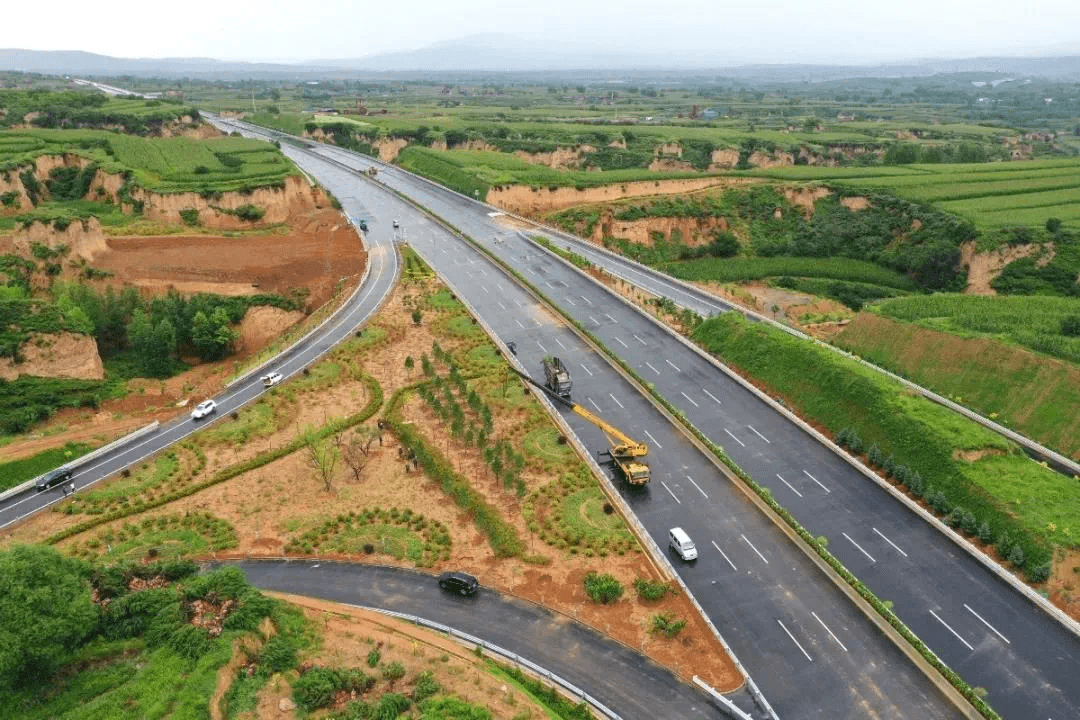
[509,364,650,484]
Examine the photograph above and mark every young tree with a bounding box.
[338,426,380,483]
[301,426,339,491]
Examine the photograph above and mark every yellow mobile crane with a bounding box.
[511,366,651,486]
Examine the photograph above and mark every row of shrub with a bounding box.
[385,382,528,559]
[283,507,451,566]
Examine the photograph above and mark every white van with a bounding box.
[669,527,698,561]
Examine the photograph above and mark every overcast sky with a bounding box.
[6,0,1080,64]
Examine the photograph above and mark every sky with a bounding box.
[5,0,1080,65]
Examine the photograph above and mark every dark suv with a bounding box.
[35,468,73,492]
[438,571,479,596]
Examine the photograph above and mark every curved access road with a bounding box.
[214,121,1079,720]
[224,560,746,720]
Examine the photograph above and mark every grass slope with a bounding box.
[693,312,1076,576]
[835,312,1080,459]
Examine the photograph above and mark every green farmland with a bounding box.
[0,129,297,193]
[756,158,1080,230]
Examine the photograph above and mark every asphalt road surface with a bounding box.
[293,136,1079,720]
[206,117,968,720]
[224,560,748,720]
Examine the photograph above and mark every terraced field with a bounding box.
[755,158,1080,229]
[0,129,297,192]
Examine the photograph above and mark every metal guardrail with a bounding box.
[364,605,622,719]
[0,420,159,503]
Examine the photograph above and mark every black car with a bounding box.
[35,468,73,492]
[438,571,479,596]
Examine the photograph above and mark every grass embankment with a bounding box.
[397,146,705,199]
[869,294,1080,365]
[693,312,1075,578]
[836,311,1080,459]
[0,442,93,492]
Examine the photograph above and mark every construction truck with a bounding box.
[512,365,649,485]
[542,356,573,398]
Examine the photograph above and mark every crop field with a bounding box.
[870,294,1080,364]
[756,158,1080,229]
[661,256,919,290]
[0,129,297,193]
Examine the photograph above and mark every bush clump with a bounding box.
[583,571,623,604]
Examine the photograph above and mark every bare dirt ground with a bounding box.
[0,207,367,465]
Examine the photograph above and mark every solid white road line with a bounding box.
[614,336,629,348]
[930,610,974,651]
[842,532,877,563]
[777,473,803,498]
[964,604,1011,644]
[712,541,738,570]
[660,481,681,503]
[811,611,849,652]
[742,534,769,564]
[686,475,708,498]
[679,391,699,407]
[724,428,746,447]
[587,397,602,413]
[872,527,908,558]
[608,393,624,409]
[702,388,722,405]
[633,334,647,345]
[580,295,593,305]
[777,620,813,662]
[643,430,663,449]
[748,425,770,443]
[665,359,682,372]
[645,361,660,375]
[803,470,830,493]
[579,364,594,377]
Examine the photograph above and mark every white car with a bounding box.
[392,219,400,228]
[261,372,283,387]
[191,400,218,420]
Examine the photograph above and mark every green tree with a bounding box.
[0,546,97,692]
[190,308,237,361]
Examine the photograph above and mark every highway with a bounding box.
[207,116,970,719]
[214,119,1080,720]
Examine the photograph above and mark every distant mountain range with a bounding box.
[2,36,1079,82]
